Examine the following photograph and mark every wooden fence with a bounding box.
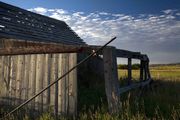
[103,47,152,114]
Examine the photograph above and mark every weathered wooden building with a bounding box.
[0,1,152,117]
[0,1,85,115]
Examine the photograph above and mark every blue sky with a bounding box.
[1,0,180,64]
[1,0,180,14]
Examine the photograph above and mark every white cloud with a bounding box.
[29,8,180,63]
[28,7,47,15]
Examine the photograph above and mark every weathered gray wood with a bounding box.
[4,56,10,105]
[144,62,147,81]
[46,54,51,108]
[119,79,152,94]
[42,54,50,111]
[9,56,13,104]
[35,54,43,111]
[140,60,144,81]
[61,54,68,114]
[58,54,62,114]
[65,54,69,114]
[20,55,26,103]
[49,54,57,113]
[54,54,59,116]
[0,56,5,103]
[103,47,120,114]
[15,55,23,104]
[29,55,37,108]
[147,61,151,79]
[68,53,77,116]
[128,58,132,85]
[24,55,31,106]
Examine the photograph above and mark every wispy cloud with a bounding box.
[28,8,180,63]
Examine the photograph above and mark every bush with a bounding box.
[118,64,140,70]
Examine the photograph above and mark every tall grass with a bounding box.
[1,65,180,120]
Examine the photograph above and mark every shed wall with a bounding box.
[0,53,77,115]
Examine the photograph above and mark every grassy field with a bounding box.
[1,65,180,120]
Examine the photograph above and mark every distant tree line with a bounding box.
[117,64,140,69]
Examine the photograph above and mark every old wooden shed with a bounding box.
[0,1,152,118]
[0,1,86,115]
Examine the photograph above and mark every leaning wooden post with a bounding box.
[128,58,132,85]
[140,60,144,81]
[103,47,120,114]
[144,61,147,81]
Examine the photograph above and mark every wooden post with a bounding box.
[128,58,132,85]
[103,47,120,114]
[140,60,144,81]
[144,61,147,81]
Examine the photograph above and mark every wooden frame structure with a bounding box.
[0,1,152,116]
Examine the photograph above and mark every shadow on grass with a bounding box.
[120,78,180,119]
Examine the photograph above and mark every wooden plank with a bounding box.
[9,56,17,106]
[0,44,87,56]
[42,54,49,111]
[147,61,151,79]
[4,56,10,105]
[144,61,147,81]
[0,56,6,103]
[68,53,77,116]
[15,55,23,104]
[54,54,59,117]
[28,55,37,108]
[65,54,69,114]
[57,54,62,114]
[20,55,26,103]
[103,47,120,114]
[24,55,31,106]
[140,60,144,81]
[119,79,152,94]
[128,58,132,85]
[9,56,14,105]
[49,54,57,113]
[61,54,68,114]
[35,54,43,111]
[46,54,51,109]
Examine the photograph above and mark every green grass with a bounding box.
[1,65,180,120]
